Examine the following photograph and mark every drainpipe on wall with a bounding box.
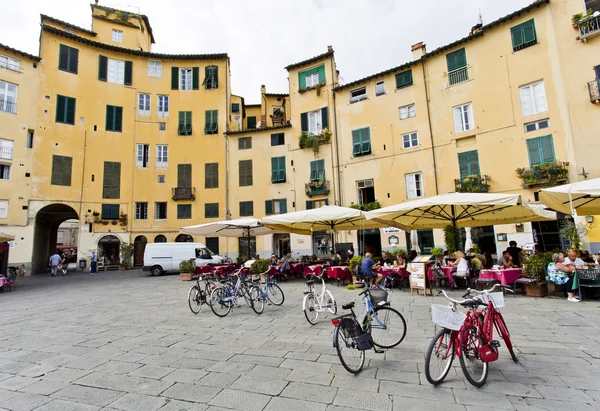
[329,50,342,206]
[77,129,88,269]
[225,59,231,221]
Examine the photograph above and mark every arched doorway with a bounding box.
[32,203,78,274]
[175,234,193,242]
[133,235,147,266]
[98,235,120,268]
[154,234,167,243]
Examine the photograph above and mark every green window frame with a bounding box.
[511,19,537,52]
[298,64,326,89]
[177,204,192,219]
[239,160,253,187]
[58,44,78,74]
[271,156,286,183]
[352,127,372,157]
[306,199,329,210]
[271,133,285,146]
[310,159,325,181]
[457,150,481,180]
[101,204,119,220]
[205,110,218,134]
[527,135,555,166]
[395,69,413,89]
[102,161,121,199]
[204,203,219,218]
[265,199,287,215]
[238,137,252,150]
[239,201,253,217]
[105,105,123,132]
[204,65,218,89]
[231,103,240,113]
[177,164,192,188]
[247,116,257,129]
[446,48,467,72]
[178,111,192,135]
[55,95,76,125]
[51,155,72,186]
[205,163,218,189]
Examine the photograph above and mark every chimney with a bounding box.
[260,85,267,128]
[327,45,333,53]
[411,42,426,60]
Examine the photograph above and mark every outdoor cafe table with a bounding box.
[290,263,305,276]
[0,276,7,288]
[427,266,455,286]
[378,267,410,278]
[304,264,327,277]
[478,268,523,286]
[328,266,352,285]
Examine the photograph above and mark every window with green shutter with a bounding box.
[271,133,285,146]
[247,116,257,129]
[205,65,218,89]
[205,203,219,218]
[527,135,555,166]
[178,111,192,135]
[510,19,537,52]
[205,110,218,134]
[457,150,481,180]
[239,160,253,187]
[298,64,326,89]
[177,164,192,188]
[239,201,253,217]
[310,159,325,181]
[395,70,413,89]
[238,137,252,150]
[55,95,76,125]
[102,161,121,199]
[352,127,372,157]
[51,155,73,186]
[101,204,120,220]
[265,199,287,215]
[58,44,78,74]
[105,105,123,132]
[205,163,218,189]
[271,156,286,183]
[231,103,240,113]
[177,204,192,219]
[446,48,467,72]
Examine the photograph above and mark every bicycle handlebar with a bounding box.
[437,289,480,306]
[463,283,514,297]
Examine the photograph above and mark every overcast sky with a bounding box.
[2,0,531,103]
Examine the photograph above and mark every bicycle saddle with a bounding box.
[342,302,355,310]
[305,280,315,286]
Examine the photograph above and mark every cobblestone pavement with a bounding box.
[0,270,599,411]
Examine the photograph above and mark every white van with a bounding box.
[142,242,223,276]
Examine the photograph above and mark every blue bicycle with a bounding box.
[209,271,262,317]
[252,272,285,306]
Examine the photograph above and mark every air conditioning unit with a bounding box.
[356,179,374,189]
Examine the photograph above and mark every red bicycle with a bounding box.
[425,284,516,388]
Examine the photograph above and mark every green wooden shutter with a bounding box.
[63,156,72,186]
[280,199,287,214]
[540,135,555,164]
[301,112,308,133]
[523,20,536,44]
[321,107,329,129]
[69,48,79,74]
[171,66,179,90]
[317,65,326,83]
[192,67,199,90]
[298,72,306,90]
[265,200,273,215]
[511,20,537,51]
[103,161,121,199]
[205,163,218,188]
[458,152,470,180]
[106,106,114,131]
[178,164,192,187]
[66,97,76,125]
[56,95,66,123]
[51,155,62,185]
[186,111,192,134]
[306,200,313,210]
[527,138,541,166]
[271,158,277,183]
[115,106,123,132]
[247,116,256,129]
[98,55,107,81]
[324,199,329,205]
[352,130,361,156]
[395,70,413,88]
[58,45,68,71]
[124,61,132,85]
[361,128,371,154]
[212,66,218,88]
[178,112,184,135]
[446,48,467,72]
[310,161,318,180]
[469,151,480,176]
[279,157,286,182]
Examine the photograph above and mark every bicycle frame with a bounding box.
[363,294,387,328]
[304,276,329,312]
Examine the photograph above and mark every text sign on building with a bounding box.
[384,227,401,233]
[389,235,399,245]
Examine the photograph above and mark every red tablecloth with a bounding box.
[428,266,455,285]
[0,276,7,287]
[328,266,352,281]
[290,263,304,274]
[479,268,523,286]
[266,266,280,276]
[304,265,324,277]
[378,267,410,278]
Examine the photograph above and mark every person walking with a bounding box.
[49,251,61,276]
[59,252,68,276]
[90,250,98,274]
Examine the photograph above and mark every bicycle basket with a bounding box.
[480,292,505,309]
[369,289,388,306]
[431,304,466,330]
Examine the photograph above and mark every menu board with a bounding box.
[409,255,433,296]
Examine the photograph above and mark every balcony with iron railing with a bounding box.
[0,100,17,114]
[0,147,13,160]
[445,65,473,87]
[516,161,569,188]
[454,175,490,193]
[578,13,600,40]
[172,187,196,201]
[588,79,600,103]
[305,180,331,198]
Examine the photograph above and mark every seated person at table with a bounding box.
[580,250,595,264]
[269,255,278,267]
[449,251,469,287]
[347,247,355,260]
[470,253,483,271]
[547,252,579,302]
[501,251,515,269]
[483,252,494,269]
[361,252,384,289]
[564,249,586,267]
[506,241,523,267]
[381,252,394,267]
[396,254,407,269]
[278,255,290,273]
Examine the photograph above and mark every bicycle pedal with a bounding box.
[490,340,501,348]
[373,349,385,354]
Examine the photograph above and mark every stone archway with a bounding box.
[32,204,79,274]
[154,234,167,243]
[98,235,120,268]
[133,235,147,266]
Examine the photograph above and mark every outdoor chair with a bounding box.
[513,277,537,297]
[577,269,600,301]
[475,277,499,291]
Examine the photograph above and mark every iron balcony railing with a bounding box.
[446,65,472,87]
[588,79,600,102]
[579,13,600,40]
[454,175,490,193]
[0,146,13,160]
[172,187,196,201]
[305,180,330,198]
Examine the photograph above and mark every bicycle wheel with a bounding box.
[303,293,319,325]
[494,313,518,363]
[365,306,407,349]
[424,328,455,385]
[325,290,337,314]
[188,286,202,314]
[209,287,232,318]
[267,283,285,306]
[333,324,365,374]
[203,281,215,306]
[250,286,264,314]
[459,325,488,387]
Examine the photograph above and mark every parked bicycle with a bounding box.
[424,284,515,388]
[331,288,407,374]
[252,271,285,306]
[303,274,337,324]
[188,273,215,314]
[209,270,262,317]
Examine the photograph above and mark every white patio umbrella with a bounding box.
[0,232,14,243]
[410,230,421,254]
[539,178,600,216]
[365,193,556,230]
[464,227,473,251]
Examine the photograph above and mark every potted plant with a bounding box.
[251,259,269,275]
[348,255,363,279]
[119,213,128,227]
[391,248,407,258]
[111,220,118,225]
[443,225,460,254]
[101,220,109,225]
[119,242,134,270]
[521,252,553,297]
[179,259,195,281]
[236,255,247,264]
[572,12,585,29]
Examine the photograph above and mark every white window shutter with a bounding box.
[520,86,533,116]
[453,107,463,133]
[0,200,7,218]
[466,104,474,130]
[136,145,143,167]
[533,82,547,113]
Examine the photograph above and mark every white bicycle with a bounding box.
[302,273,337,324]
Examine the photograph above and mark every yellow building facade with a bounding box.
[3,0,600,272]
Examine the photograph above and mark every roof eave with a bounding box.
[0,43,41,62]
[40,14,97,36]
[285,51,333,71]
